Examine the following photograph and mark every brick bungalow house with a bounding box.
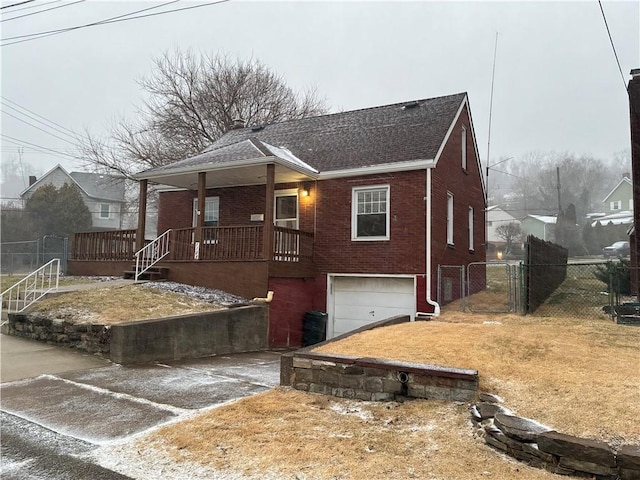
[68,92,486,347]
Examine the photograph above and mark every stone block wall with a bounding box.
[471,394,640,480]
[7,313,110,354]
[284,351,478,402]
[7,305,268,365]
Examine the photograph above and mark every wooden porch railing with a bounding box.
[274,226,313,263]
[71,229,137,261]
[172,226,264,261]
[71,226,314,264]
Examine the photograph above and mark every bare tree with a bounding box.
[503,152,616,221]
[79,51,328,178]
[495,222,523,255]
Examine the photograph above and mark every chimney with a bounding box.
[231,118,245,130]
[624,172,630,179]
[29,175,37,186]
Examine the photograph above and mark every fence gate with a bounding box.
[437,265,466,310]
[466,262,518,313]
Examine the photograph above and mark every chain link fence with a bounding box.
[443,259,630,319]
[1,237,68,276]
[525,262,615,318]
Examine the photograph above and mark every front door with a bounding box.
[274,189,299,260]
[274,189,298,229]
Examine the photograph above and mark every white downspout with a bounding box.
[417,167,440,317]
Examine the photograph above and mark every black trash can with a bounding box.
[302,311,328,347]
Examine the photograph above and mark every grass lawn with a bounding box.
[27,284,223,324]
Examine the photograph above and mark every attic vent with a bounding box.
[251,125,265,132]
[402,101,420,110]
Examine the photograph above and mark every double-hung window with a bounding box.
[468,206,474,251]
[447,192,454,245]
[461,125,467,171]
[99,203,110,219]
[352,185,390,240]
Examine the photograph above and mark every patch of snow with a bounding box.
[482,321,502,325]
[143,281,248,306]
[329,402,374,421]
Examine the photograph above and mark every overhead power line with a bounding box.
[2,0,61,14]
[1,0,35,10]
[0,133,77,158]
[1,0,230,47]
[1,0,85,23]
[598,0,627,91]
[2,109,81,147]
[1,96,87,140]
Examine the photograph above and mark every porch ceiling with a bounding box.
[141,161,315,190]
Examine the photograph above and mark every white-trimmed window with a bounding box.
[461,125,467,170]
[611,200,622,211]
[447,192,454,245]
[352,185,390,240]
[99,203,110,219]
[193,197,220,226]
[468,206,474,251]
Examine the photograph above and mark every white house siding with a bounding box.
[486,206,520,242]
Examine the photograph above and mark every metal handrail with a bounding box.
[134,229,171,282]
[0,258,60,323]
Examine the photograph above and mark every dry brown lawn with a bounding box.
[315,313,640,444]
[28,284,222,324]
[137,311,639,479]
[142,388,558,480]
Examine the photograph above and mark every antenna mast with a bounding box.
[486,32,499,188]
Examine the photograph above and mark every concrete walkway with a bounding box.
[1,334,111,382]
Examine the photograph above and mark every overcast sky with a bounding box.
[1,0,638,194]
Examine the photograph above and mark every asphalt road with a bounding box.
[0,334,282,479]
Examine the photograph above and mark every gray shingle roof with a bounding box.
[139,92,466,176]
[70,172,125,202]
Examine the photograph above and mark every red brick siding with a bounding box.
[268,276,326,347]
[430,104,487,302]
[158,183,313,235]
[313,171,427,275]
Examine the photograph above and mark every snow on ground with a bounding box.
[143,281,249,306]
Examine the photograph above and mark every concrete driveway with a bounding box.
[0,334,282,479]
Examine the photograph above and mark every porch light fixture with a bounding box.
[300,182,311,197]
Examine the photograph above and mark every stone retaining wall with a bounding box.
[7,313,110,354]
[281,315,479,402]
[286,352,478,401]
[471,393,640,480]
[7,305,268,365]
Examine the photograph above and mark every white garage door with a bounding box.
[329,276,416,338]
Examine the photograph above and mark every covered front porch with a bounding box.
[68,139,319,299]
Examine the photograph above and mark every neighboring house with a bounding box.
[20,164,126,231]
[486,206,520,242]
[486,205,520,260]
[521,214,556,242]
[603,174,633,214]
[68,92,487,346]
[590,210,633,228]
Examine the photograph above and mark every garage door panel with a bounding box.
[330,276,415,339]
